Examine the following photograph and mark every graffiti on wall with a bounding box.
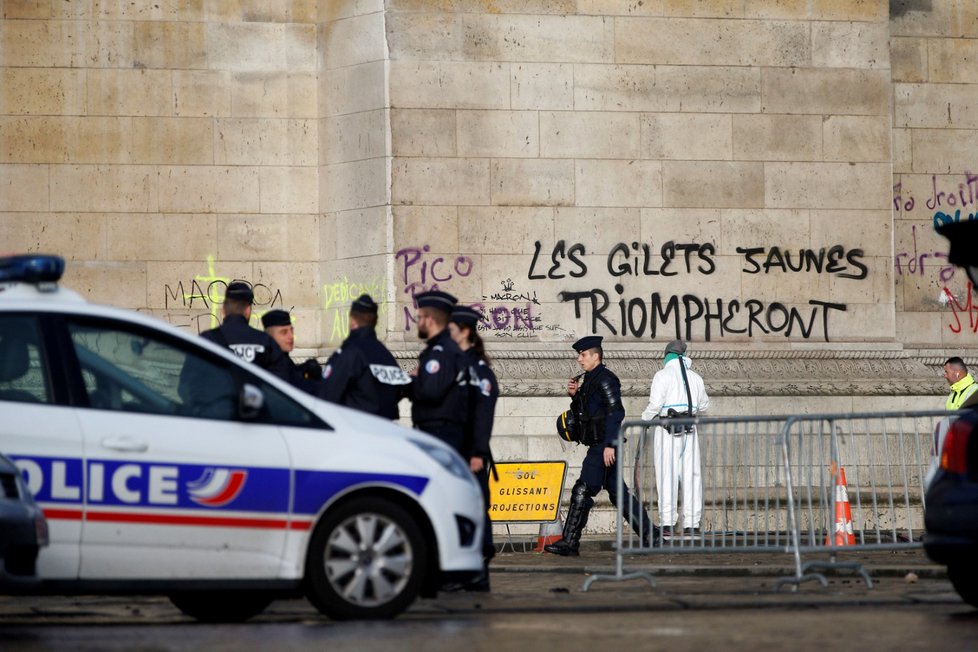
[322,275,386,344]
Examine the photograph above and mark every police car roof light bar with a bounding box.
[0,254,65,285]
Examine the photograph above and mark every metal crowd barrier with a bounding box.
[583,410,956,591]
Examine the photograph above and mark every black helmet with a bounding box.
[556,409,579,443]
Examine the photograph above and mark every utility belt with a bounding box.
[663,408,695,435]
[576,413,606,446]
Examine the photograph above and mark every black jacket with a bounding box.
[320,327,408,419]
[463,350,498,459]
[572,364,625,447]
[200,314,292,383]
[409,329,469,427]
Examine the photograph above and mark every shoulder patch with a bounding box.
[424,359,441,375]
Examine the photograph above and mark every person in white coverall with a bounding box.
[641,339,710,535]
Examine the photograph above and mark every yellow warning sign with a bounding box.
[488,461,567,522]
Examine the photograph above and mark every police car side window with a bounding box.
[0,315,52,404]
[252,378,322,429]
[66,320,236,419]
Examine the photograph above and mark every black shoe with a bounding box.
[543,540,579,556]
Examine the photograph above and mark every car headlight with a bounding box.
[410,439,472,481]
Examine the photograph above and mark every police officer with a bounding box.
[545,336,657,556]
[200,282,293,383]
[261,309,323,395]
[408,290,469,454]
[320,294,409,419]
[448,305,497,591]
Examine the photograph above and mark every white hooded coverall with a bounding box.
[641,356,710,529]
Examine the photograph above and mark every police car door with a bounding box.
[62,316,292,580]
[0,313,84,579]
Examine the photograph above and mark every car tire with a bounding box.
[305,497,426,620]
[947,563,978,608]
[168,591,273,622]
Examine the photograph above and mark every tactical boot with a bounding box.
[544,481,591,557]
[543,538,579,556]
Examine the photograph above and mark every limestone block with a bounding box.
[324,11,386,68]
[736,266,831,307]
[217,213,320,261]
[764,162,890,210]
[215,118,316,166]
[88,70,174,117]
[205,22,289,72]
[491,159,574,206]
[575,64,761,113]
[323,61,387,116]
[576,0,659,15]
[731,114,822,162]
[259,166,318,214]
[811,20,889,68]
[331,206,390,259]
[158,166,259,213]
[319,256,389,314]
[511,63,574,110]
[230,72,316,118]
[63,261,147,309]
[929,36,978,83]
[461,14,614,63]
[824,301,895,342]
[911,129,978,174]
[391,109,456,157]
[386,12,461,61]
[828,256,893,305]
[457,110,539,158]
[3,0,51,18]
[822,116,890,163]
[762,68,890,116]
[105,213,216,262]
[389,61,510,110]
[173,71,231,117]
[747,0,887,21]
[0,165,48,211]
[392,206,460,255]
[320,0,385,22]
[51,165,158,213]
[254,261,322,306]
[2,18,133,68]
[283,308,323,351]
[0,117,130,165]
[895,82,978,129]
[719,209,812,254]
[890,37,928,83]
[323,157,389,212]
[540,111,640,159]
[643,113,732,161]
[323,109,389,164]
[616,18,809,67]
[133,20,207,70]
[145,260,255,314]
[575,160,662,208]
[892,129,913,175]
[393,158,490,206]
[663,161,764,209]
[132,117,213,165]
[810,210,892,258]
[0,212,105,259]
[641,208,722,247]
[0,68,86,115]
[459,207,554,254]
[890,1,978,38]
[550,207,641,255]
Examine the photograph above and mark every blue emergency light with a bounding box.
[0,254,65,284]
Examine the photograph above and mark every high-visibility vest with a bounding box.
[946,374,978,410]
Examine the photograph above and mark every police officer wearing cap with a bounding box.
[261,309,323,395]
[447,304,497,591]
[408,290,469,454]
[320,294,409,419]
[545,335,656,556]
[200,282,293,383]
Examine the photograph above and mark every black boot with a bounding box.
[545,481,592,556]
[624,492,659,548]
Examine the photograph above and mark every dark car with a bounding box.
[0,452,48,585]
[924,220,978,606]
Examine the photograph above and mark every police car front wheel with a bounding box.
[305,497,426,620]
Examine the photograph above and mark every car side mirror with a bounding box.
[239,383,265,420]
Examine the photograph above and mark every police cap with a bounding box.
[415,290,457,314]
[225,281,254,304]
[450,305,482,328]
[261,309,291,328]
[664,339,687,355]
[351,293,378,314]
[572,335,602,353]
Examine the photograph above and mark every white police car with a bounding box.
[0,255,484,622]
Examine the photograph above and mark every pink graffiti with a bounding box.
[943,282,978,334]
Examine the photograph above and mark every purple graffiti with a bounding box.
[894,224,955,283]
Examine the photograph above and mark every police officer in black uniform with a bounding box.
[448,305,497,591]
[408,290,469,454]
[320,294,409,419]
[545,336,657,556]
[261,309,323,395]
[201,282,293,383]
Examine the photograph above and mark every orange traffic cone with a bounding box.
[826,465,856,546]
[535,516,563,552]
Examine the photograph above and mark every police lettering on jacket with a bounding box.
[321,326,409,420]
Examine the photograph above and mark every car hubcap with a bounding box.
[324,513,413,607]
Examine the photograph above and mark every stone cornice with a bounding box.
[391,348,965,397]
